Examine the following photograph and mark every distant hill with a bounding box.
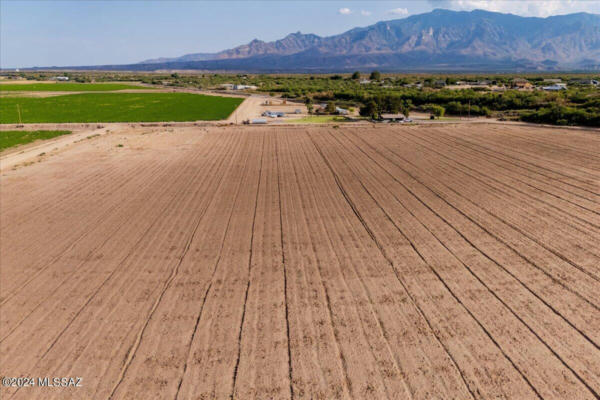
[50,9,600,72]
[140,33,324,64]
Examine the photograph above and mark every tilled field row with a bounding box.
[1,124,598,399]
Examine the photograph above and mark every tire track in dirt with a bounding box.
[100,130,249,400]
[452,125,600,179]
[403,127,600,223]
[420,124,600,203]
[413,125,600,200]
[277,131,354,399]
[386,129,600,264]
[485,125,600,161]
[0,131,229,341]
[312,129,542,399]
[440,126,600,208]
[295,131,425,399]
[0,151,158,264]
[106,131,244,399]
[0,132,195,300]
[338,129,600,346]
[333,129,600,342]
[441,128,600,194]
[0,151,183,309]
[276,133,295,400]
[230,134,265,397]
[329,129,598,399]
[3,130,243,400]
[486,124,600,155]
[465,125,600,171]
[414,128,599,206]
[231,132,292,400]
[1,157,131,229]
[0,127,200,233]
[174,132,265,400]
[347,129,600,308]
[0,159,156,296]
[385,137,600,283]
[307,130,477,400]
[170,132,249,400]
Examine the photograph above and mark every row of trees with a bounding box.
[521,104,600,127]
[445,101,491,116]
[359,96,413,119]
[359,99,451,120]
[351,71,381,81]
[304,98,346,115]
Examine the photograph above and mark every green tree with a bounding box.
[429,104,445,119]
[401,100,412,118]
[369,71,381,81]
[352,71,361,80]
[304,97,314,114]
[326,101,336,114]
[360,100,379,119]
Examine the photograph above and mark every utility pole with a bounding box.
[17,104,22,124]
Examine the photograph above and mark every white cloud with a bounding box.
[338,7,352,15]
[427,0,594,17]
[361,10,372,16]
[387,7,409,16]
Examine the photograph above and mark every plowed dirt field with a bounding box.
[1,124,599,399]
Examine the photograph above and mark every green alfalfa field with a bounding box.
[0,93,244,123]
[0,82,152,91]
[0,130,72,151]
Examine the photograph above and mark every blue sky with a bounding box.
[2,1,599,68]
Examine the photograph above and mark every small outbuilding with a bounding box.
[570,79,599,86]
[512,78,533,90]
[233,84,258,90]
[543,83,567,91]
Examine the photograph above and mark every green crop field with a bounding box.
[0,93,244,123]
[0,83,152,91]
[0,130,72,151]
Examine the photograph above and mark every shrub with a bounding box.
[425,104,445,118]
[326,101,336,114]
[369,71,381,81]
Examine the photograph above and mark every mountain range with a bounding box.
[53,9,600,72]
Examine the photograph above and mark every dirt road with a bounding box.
[1,124,599,399]
[226,95,266,122]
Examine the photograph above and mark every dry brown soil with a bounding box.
[1,124,599,400]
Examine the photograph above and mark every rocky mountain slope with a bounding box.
[106,9,600,71]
